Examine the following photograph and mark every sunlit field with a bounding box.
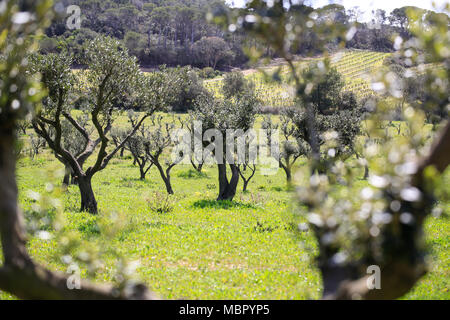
[1,111,448,300]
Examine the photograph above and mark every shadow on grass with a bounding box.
[177,169,208,179]
[271,186,283,192]
[77,219,101,236]
[119,176,155,186]
[192,199,255,210]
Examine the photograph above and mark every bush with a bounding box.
[222,71,248,99]
[200,67,214,79]
[177,169,207,179]
[123,31,148,64]
[192,36,234,69]
[165,66,211,112]
[38,35,59,54]
[145,192,175,214]
[199,67,221,79]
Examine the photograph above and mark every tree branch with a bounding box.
[96,114,150,173]
[0,263,158,300]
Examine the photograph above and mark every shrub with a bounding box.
[222,71,253,99]
[199,67,217,79]
[145,192,175,214]
[165,66,211,112]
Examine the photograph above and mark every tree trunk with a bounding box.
[363,164,369,180]
[238,164,256,192]
[158,27,162,46]
[163,177,174,195]
[139,166,146,180]
[242,180,249,192]
[218,163,228,198]
[0,127,30,269]
[71,172,77,185]
[148,28,152,49]
[164,29,167,49]
[285,167,292,183]
[217,164,239,201]
[78,175,98,214]
[165,168,174,195]
[155,163,174,195]
[63,163,71,187]
[281,162,292,183]
[191,159,203,173]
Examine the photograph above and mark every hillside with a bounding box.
[205,50,391,110]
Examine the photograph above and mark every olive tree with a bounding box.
[261,71,361,183]
[237,141,257,192]
[189,69,260,200]
[179,115,204,173]
[192,36,234,70]
[286,68,362,173]
[263,68,362,177]
[28,131,47,159]
[59,115,93,186]
[121,111,154,181]
[222,71,254,100]
[143,115,181,195]
[389,62,448,129]
[29,37,168,214]
[262,112,310,183]
[123,129,152,181]
[164,66,210,113]
[17,119,29,135]
[111,127,127,158]
[193,91,259,201]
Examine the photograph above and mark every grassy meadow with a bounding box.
[1,119,448,300]
[1,50,448,300]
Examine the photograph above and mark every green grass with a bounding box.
[0,50,448,300]
[0,139,448,300]
[403,202,450,300]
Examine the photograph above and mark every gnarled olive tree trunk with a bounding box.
[154,162,174,195]
[217,163,240,201]
[78,174,98,213]
[280,162,292,183]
